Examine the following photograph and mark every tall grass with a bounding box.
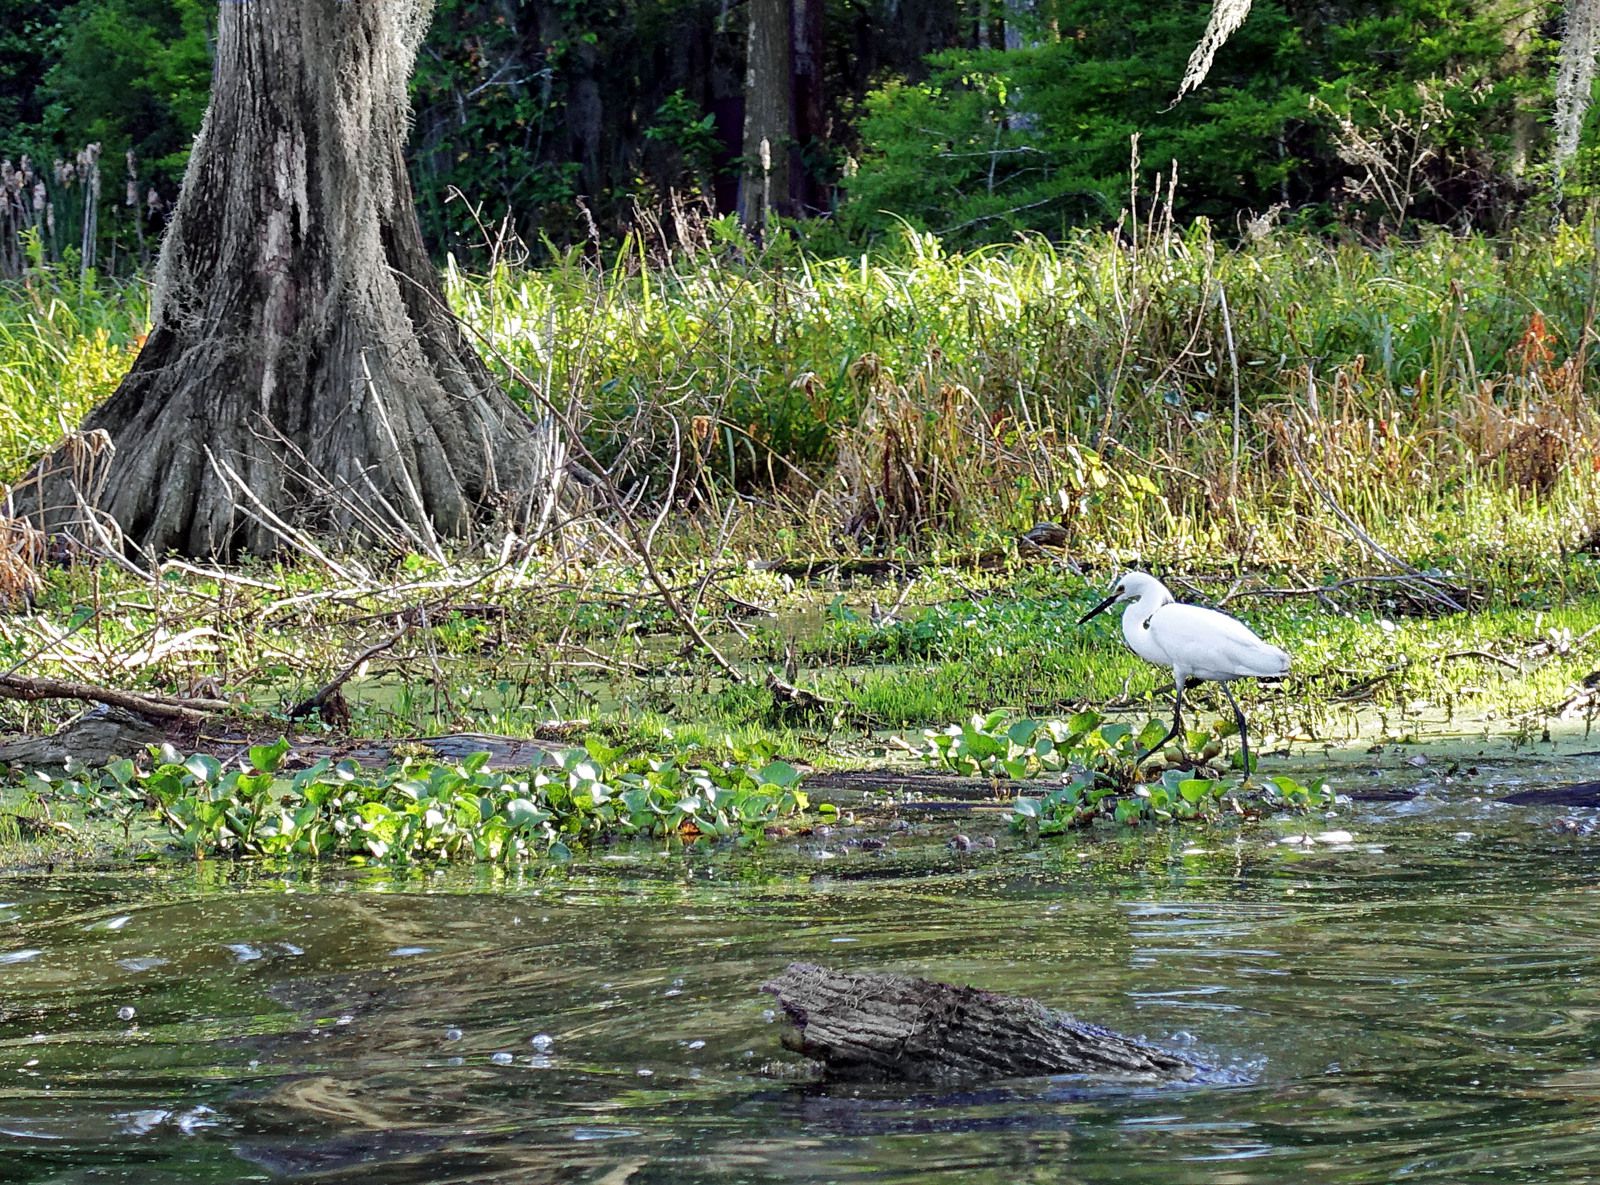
[2,215,1599,581]
[448,216,1600,578]
[0,270,148,473]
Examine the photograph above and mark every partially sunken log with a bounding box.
[0,705,176,769]
[762,962,1199,1084]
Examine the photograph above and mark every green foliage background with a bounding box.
[0,0,1588,265]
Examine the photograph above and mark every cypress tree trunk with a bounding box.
[21,0,549,558]
[739,0,793,230]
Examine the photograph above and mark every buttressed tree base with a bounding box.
[21,0,551,559]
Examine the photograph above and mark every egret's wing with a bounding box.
[1147,603,1290,679]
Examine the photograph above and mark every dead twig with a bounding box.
[1441,648,1523,673]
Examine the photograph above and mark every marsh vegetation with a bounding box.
[3,215,1600,862]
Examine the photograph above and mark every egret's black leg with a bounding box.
[1221,683,1252,781]
[1135,679,1185,766]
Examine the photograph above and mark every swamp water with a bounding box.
[3,741,1600,1184]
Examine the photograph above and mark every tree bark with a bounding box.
[18,0,554,559]
[739,0,793,230]
[790,0,826,215]
[763,963,1201,1083]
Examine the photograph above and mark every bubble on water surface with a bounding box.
[116,1006,136,1021]
[529,1033,553,1051]
[490,1051,514,1065]
[117,957,167,973]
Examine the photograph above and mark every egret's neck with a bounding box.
[1119,588,1172,624]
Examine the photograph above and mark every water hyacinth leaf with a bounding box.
[1137,719,1171,752]
[291,758,333,792]
[461,752,491,774]
[1006,720,1038,748]
[739,795,775,821]
[184,754,222,784]
[234,771,276,797]
[1098,723,1132,747]
[1067,711,1101,739]
[249,737,291,774]
[502,798,548,829]
[758,760,800,790]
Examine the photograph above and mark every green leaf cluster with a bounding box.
[54,735,815,864]
[915,709,1333,831]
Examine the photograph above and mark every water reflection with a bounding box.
[1,795,1598,1183]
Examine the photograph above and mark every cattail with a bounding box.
[32,182,44,212]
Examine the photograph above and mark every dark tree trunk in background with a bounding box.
[1494,0,1540,176]
[740,0,793,229]
[791,0,827,215]
[21,0,549,558]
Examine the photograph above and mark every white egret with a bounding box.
[1077,571,1289,776]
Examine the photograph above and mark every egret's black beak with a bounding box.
[1077,593,1119,625]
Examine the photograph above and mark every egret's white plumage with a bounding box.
[1079,571,1289,775]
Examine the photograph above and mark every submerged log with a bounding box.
[1496,780,1600,808]
[762,962,1199,1084]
